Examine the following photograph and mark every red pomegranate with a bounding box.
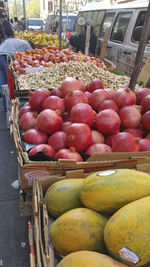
[42,95,65,115]
[48,131,67,152]
[70,103,94,127]
[146,134,150,139]
[66,123,92,152]
[98,99,119,113]
[59,77,82,97]
[136,88,150,105]
[142,111,150,131]
[86,79,104,92]
[96,109,121,135]
[62,112,70,122]
[29,89,50,111]
[64,90,88,111]
[23,128,48,144]
[62,121,72,133]
[19,105,32,118]
[105,134,117,147]
[86,143,112,155]
[105,88,116,100]
[91,130,105,144]
[112,132,140,152]
[19,111,37,130]
[141,95,150,113]
[55,148,83,162]
[136,122,148,137]
[89,89,110,111]
[123,128,142,138]
[139,139,150,151]
[119,105,141,128]
[85,91,92,101]
[37,109,63,134]
[50,88,62,98]
[28,144,55,157]
[114,87,136,107]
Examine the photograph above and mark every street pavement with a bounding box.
[0,100,30,267]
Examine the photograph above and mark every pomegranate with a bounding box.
[59,77,82,98]
[114,87,136,107]
[96,109,121,135]
[19,111,37,130]
[91,130,105,144]
[136,88,150,105]
[50,88,62,98]
[142,111,150,131]
[64,90,88,111]
[70,103,94,127]
[37,109,63,134]
[66,123,92,152]
[112,132,140,152]
[139,139,150,151]
[98,99,119,113]
[42,95,65,115]
[19,105,32,118]
[85,91,92,101]
[146,134,150,139]
[119,105,141,128]
[86,143,112,155]
[105,134,117,147]
[136,122,148,137]
[62,121,72,133]
[62,112,70,122]
[141,95,150,113]
[29,89,50,111]
[55,148,83,162]
[89,89,110,111]
[28,144,55,157]
[134,104,141,113]
[78,78,86,92]
[48,131,67,152]
[23,128,48,144]
[123,128,142,138]
[86,79,104,92]
[105,88,116,100]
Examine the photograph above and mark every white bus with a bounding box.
[74,0,149,75]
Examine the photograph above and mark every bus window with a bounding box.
[110,12,132,43]
[92,11,99,25]
[131,11,150,45]
[100,12,115,37]
[74,11,87,33]
[94,10,105,36]
[86,11,93,20]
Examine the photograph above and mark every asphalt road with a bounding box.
[0,100,30,267]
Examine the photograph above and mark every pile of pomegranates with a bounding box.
[19,77,150,162]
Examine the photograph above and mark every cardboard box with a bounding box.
[32,166,150,267]
[10,98,150,190]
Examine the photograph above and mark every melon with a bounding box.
[50,207,107,256]
[104,196,150,266]
[45,178,84,218]
[79,169,150,213]
[56,251,128,267]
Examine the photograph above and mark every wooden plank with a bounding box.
[100,26,111,60]
[85,24,91,56]
[138,55,150,87]
[129,0,150,91]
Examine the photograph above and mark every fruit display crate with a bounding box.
[32,165,150,267]
[10,98,150,191]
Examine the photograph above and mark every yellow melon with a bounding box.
[80,169,150,213]
[45,178,84,218]
[56,251,128,267]
[104,196,150,266]
[50,207,107,256]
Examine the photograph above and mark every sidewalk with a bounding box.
[0,100,30,267]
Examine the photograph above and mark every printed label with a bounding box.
[97,170,116,177]
[25,170,49,186]
[119,247,140,264]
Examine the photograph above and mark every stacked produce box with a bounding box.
[31,165,150,267]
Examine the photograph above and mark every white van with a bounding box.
[28,18,45,31]
[73,0,150,75]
